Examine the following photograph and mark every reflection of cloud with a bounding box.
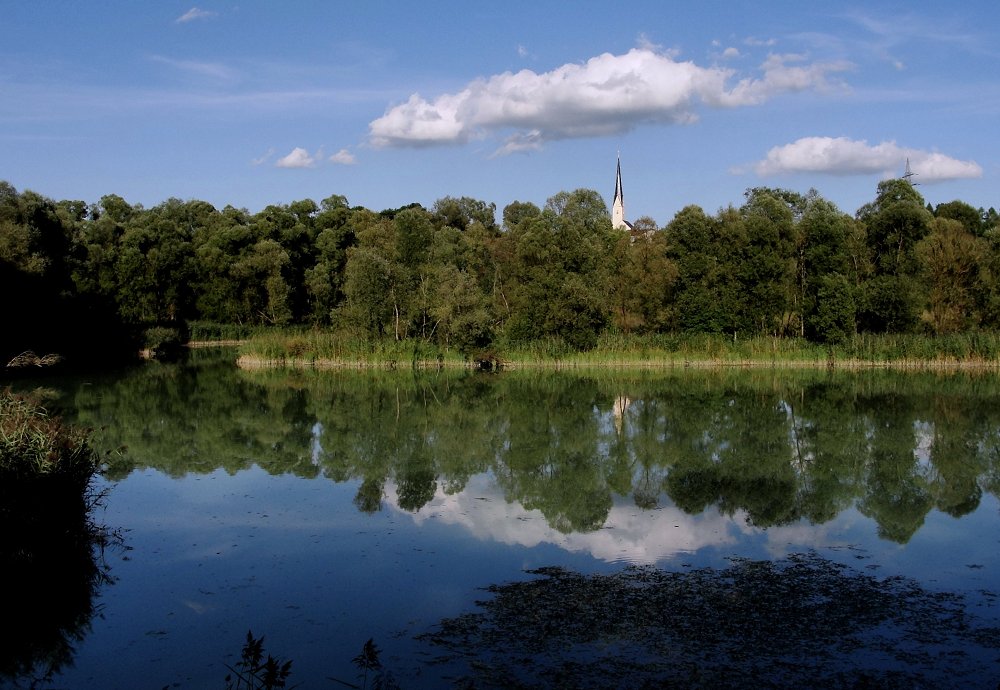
[182,599,212,614]
[758,519,853,559]
[385,475,749,564]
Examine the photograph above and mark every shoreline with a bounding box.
[234,353,1000,372]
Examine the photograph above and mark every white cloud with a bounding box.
[328,148,356,165]
[275,147,318,169]
[176,7,216,23]
[367,47,851,155]
[149,55,235,80]
[251,148,274,166]
[722,47,742,59]
[750,136,983,182]
[912,151,984,182]
[717,53,852,106]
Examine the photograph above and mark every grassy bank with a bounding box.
[0,388,120,685]
[236,331,469,369]
[233,330,1000,370]
[0,389,103,485]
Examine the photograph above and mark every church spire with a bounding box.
[612,153,627,230]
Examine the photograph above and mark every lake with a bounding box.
[6,349,1000,688]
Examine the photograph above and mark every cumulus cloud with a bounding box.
[328,148,356,165]
[368,47,851,155]
[751,136,982,182]
[275,147,318,168]
[176,7,216,23]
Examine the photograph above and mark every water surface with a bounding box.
[9,351,1000,687]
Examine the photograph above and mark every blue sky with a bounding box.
[2,1,997,224]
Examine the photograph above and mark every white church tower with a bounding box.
[612,154,631,230]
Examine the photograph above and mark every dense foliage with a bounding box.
[2,178,998,363]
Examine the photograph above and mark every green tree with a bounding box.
[304,195,355,324]
[916,217,987,333]
[500,193,610,350]
[856,180,931,332]
[339,211,401,337]
[935,200,986,236]
[800,196,856,342]
[114,199,200,324]
[432,196,498,232]
[739,189,802,335]
[606,229,676,333]
[665,205,728,333]
[807,273,856,344]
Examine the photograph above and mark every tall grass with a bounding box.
[238,330,469,369]
[0,389,101,484]
[499,332,1000,368]
[235,329,1000,370]
[186,320,295,343]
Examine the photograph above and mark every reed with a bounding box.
[0,389,100,485]
[234,329,1000,370]
[238,330,468,369]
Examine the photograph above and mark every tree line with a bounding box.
[2,177,999,362]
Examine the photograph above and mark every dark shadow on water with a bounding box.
[418,552,1000,689]
[0,480,124,688]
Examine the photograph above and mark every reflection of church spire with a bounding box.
[612,154,629,230]
[613,395,630,435]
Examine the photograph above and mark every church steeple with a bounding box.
[612,154,628,230]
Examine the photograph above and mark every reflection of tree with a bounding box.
[491,376,613,533]
[857,393,933,543]
[790,380,868,524]
[657,385,798,527]
[55,356,1000,539]
[0,483,120,686]
[353,477,385,514]
[927,393,986,517]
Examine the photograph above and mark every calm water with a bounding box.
[7,350,1000,688]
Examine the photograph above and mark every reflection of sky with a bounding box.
[385,473,781,565]
[67,463,998,690]
[384,472,1000,586]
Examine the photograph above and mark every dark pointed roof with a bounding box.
[614,155,623,203]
